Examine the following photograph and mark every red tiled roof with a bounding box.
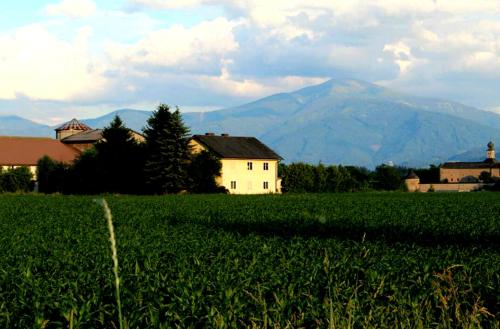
[0,137,80,166]
[55,118,91,132]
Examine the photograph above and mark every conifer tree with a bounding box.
[95,115,145,194]
[143,104,191,194]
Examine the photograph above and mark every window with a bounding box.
[263,181,269,189]
[247,162,253,170]
[230,181,237,189]
[263,162,269,170]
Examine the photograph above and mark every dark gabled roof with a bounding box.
[62,129,103,143]
[441,161,500,169]
[55,118,91,132]
[405,170,419,179]
[61,128,144,144]
[192,134,283,160]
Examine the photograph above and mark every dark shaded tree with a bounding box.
[345,166,371,191]
[36,156,70,193]
[373,164,403,190]
[188,151,226,193]
[0,166,33,192]
[68,148,103,194]
[281,163,316,192]
[479,171,493,183]
[413,165,440,184]
[95,115,145,194]
[143,104,191,194]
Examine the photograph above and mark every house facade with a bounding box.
[190,133,282,194]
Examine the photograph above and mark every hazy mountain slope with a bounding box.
[2,79,500,168]
[82,109,152,132]
[0,115,53,137]
[182,79,500,167]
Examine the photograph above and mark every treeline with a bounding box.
[0,167,33,193]
[280,163,439,192]
[37,104,225,195]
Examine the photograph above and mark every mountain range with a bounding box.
[2,79,500,168]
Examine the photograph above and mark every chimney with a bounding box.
[205,132,215,136]
[221,133,229,137]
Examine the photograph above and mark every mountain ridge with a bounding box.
[2,78,500,168]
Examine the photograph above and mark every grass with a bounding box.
[95,198,124,329]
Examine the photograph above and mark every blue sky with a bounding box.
[1,0,500,124]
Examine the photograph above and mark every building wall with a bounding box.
[220,159,279,194]
[131,131,145,143]
[65,143,93,152]
[189,139,280,194]
[56,129,84,140]
[440,167,500,183]
[1,165,37,180]
[418,183,487,192]
[405,178,420,192]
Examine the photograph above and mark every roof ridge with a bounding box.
[0,136,54,140]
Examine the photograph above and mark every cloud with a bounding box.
[3,0,500,121]
[45,0,97,18]
[0,24,108,101]
[105,17,241,74]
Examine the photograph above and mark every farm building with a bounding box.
[0,118,144,179]
[1,119,282,194]
[190,133,283,194]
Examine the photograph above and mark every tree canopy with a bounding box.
[143,104,192,194]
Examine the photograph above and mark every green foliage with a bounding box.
[281,163,371,192]
[95,115,146,194]
[143,104,192,194]
[188,151,226,193]
[479,171,493,183]
[411,165,440,183]
[0,193,498,328]
[373,164,403,190]
[36,156,70,193]
[69,148,103,195]
[0,166,33,192]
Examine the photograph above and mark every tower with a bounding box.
[487,141,495,160]
[55,119,91,140]
[404,170,420,192]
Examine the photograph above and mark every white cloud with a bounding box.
[105,17,241,72]
[0,24,108,101]
[45,0,97,18]
[383,41,416,75]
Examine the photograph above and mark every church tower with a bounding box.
[487,141,495,160]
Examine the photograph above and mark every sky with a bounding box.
[0,0,500,124]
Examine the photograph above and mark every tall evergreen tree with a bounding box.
[143,104,191,194]
[95,115,144,193]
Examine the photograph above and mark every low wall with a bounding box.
[418,183,487,192]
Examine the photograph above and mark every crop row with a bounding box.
[0,194,499,328]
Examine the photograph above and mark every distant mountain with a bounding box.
[0,115,53,137]
[182,79,500,168]
[2,79,500,168]
[82,109,152,132]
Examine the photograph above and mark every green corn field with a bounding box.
[0,193,499,328]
